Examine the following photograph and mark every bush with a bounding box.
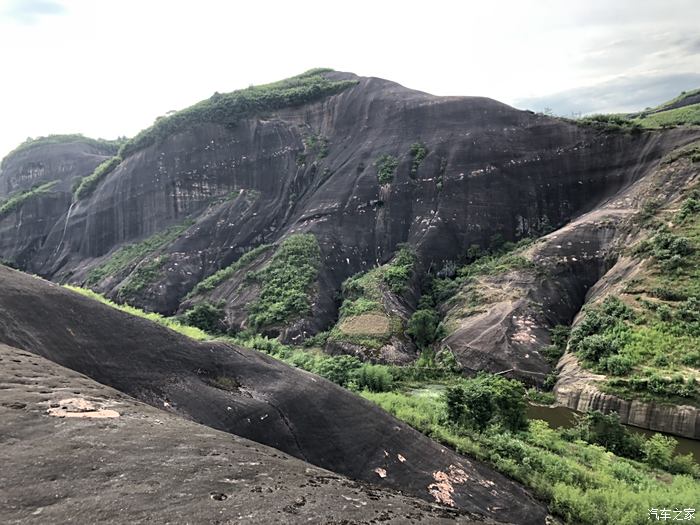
[375,154,399,184]
[602,354,635,376]
[408,142,428,177]
[0,181,58,217]
[247,234,321,329]
[353,364,393,392]
[406,309,440,349]
[314,355,362,387]
[642,434,676,469]
[444,373,528,432]
[184,301,226,333]
[564,411,644,460]
[74,156,122,200]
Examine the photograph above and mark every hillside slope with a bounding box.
[0,343,486,524]
[0,265,546,523]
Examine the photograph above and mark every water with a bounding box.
[54,201,75,255]
[406,385,700,461]
[528,403,700,462]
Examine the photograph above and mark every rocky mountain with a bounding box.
[1,69,699,432]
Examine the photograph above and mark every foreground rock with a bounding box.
[0,343,491,524]
[0,265,547,524]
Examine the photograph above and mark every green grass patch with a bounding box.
[64,285,210,340]
[633,103,700,129]
[0,181,59,217]
[119,69,356,158]
[86,220,193,286]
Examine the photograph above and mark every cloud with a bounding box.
[1,0,66,25]
[513,72,700,116]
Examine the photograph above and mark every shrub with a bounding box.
[564,411,644,460]
[444,373,528,432]
[408,142,428,177]
[184,301,226,333]
[407,309,440,349]
[375,154,399,184]
[74,156,122,200]
[0,181,58,217]
[188,244,272,297]
[642,434,676,469]
[314,355,362,387]
[247,234,321,329]
[382,245,416,293]
[603,354,635,376]
[118,70,356,158]
[353,364,393,392]
[676,193,700,222]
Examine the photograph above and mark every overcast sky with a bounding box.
[1,0,699,160]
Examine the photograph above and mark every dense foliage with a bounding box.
[246,234,321,329]
[184,301,226,333]
[374,154,399,184]
[408,142,428,177]
[118,70,356,158]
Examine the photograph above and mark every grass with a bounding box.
[1,134,123,168]
[187,244,273,298]
[633,104,700,129]
[0,181,59,217]
[64,285,210,340]
[86,220,193,286]
[328,246,416,348]
[569,188,700,405]
[117,255,169,300]
[74,156,122,200]
[118,69,356,158]
[58,279,699,524]
[362,389,700,525]
[246,234,321,329]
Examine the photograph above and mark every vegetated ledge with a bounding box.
[117,69,358,159]
[554,353,700,439]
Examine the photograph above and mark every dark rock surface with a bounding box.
[0,265,547,524]
[1,72,697,335]
[0,343,491,524]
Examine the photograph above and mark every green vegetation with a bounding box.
[363,387,699,525]
[408,142,427,177]
[86,220,193,286]
[1,134,123,168]
[662,141,700,165]
[445,374,528,432]
[60,281,698,525]
[303,134,329,159]
[374,154,399,184]
[118,255,169,300]
[328,246,416,349]
[64,285,210,340]
[119,70,356,158]
[0,181,58,217]
[74,156,122,200]
[184,301,226,333]
[634,104,700,128]
[187,244,273,297]
[577,114,643,133]
[246,234,321,329]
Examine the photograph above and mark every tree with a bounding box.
[407,309,439,349]
[444,374,528,432]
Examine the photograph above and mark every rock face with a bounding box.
[555,353,700,439]
[0,265,547,524]
[0,343,490,524]
[0,72,696,333]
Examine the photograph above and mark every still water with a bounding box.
[527,403,700,462]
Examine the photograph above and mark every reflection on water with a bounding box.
[528,403,700,462]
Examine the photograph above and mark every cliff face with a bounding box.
[1,72,699,413]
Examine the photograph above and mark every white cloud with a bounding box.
[1,0,699,160]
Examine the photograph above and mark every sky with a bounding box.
[1,0,699,160]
